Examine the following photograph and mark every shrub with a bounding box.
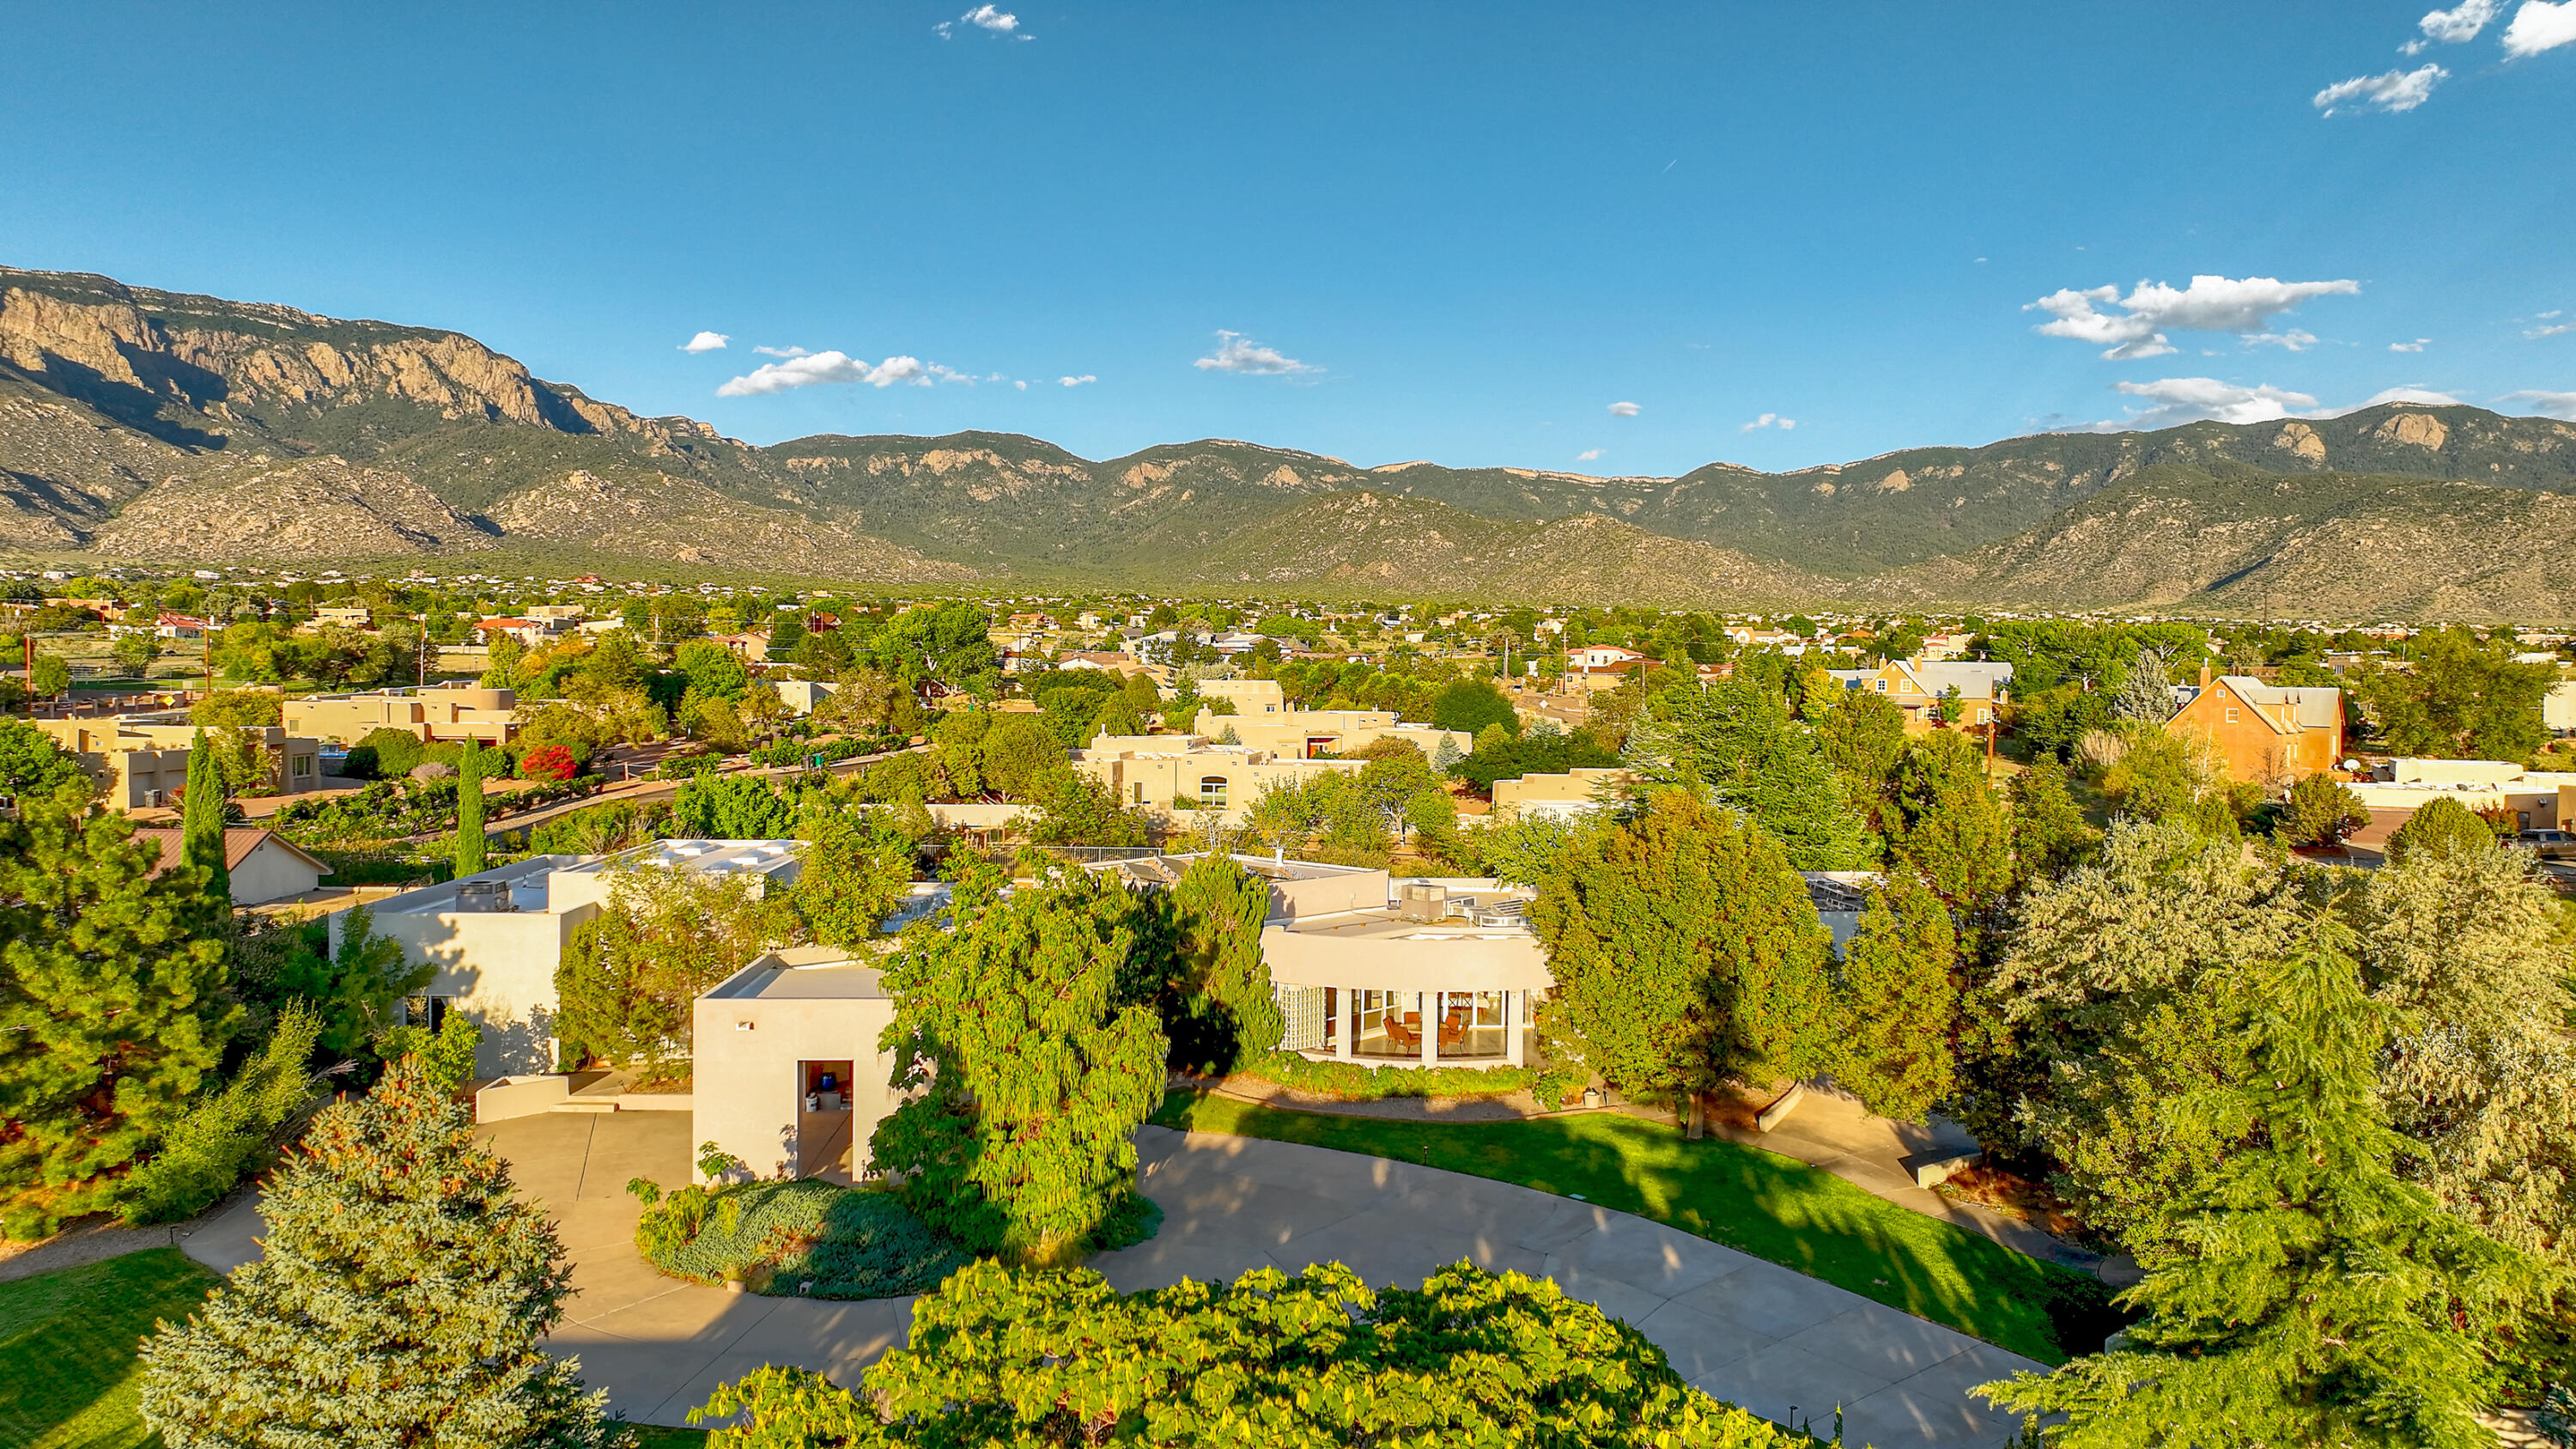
[118,1007,324,1224]
[631,1178,968,1299]
[346,728,425,780]
[1235,1050,1547,1102]
[518,744,579,782]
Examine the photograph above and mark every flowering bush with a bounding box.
[517,744,579,782]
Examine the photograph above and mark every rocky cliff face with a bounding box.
[5,263,2576,616]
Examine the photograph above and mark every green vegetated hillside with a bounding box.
[6,262,2576,617]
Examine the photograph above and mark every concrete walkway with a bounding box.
[185,1111,2044,1448]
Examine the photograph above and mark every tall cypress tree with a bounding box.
[180,726,230,907]
[1979,921,2545,1447]
[139,1059,628,1447]
[0,782,239,1195]
[455,738,487,877]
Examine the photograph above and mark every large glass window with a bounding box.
[1435,990,1509,1060]
[1354,989,1419,1058]
[1198,776,1229,808]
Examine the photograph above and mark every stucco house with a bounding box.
[1826,658,2013,730]
[345,838,806,1078]
[1073,734,1363,825]
[36,713,323,810]
[2169,670,2344,785]
[286,685,520,746]
[1491,766,1631,820]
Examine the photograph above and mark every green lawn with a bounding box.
[0,1249,218,1449]
[1153,1090,2115,1365]
[0,1249,714,1449]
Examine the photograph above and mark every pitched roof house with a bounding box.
[2169,671,2344,784]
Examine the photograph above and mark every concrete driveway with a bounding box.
[187,1111,2043,1448]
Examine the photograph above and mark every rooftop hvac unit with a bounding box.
[454,880,518,913]
[1396,883,1449,923]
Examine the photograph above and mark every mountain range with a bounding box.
[5,263,2574,618]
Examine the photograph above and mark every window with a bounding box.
[291,754,313,777]
[1133,782,1145,804]
[1874,679,1888,693]
[2226,708,2239,723]
[1198,776,1229,808]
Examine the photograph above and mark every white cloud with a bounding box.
[1740,412,1797,432]
[752,344,809,358]
[2314,385,2464,416]
[2391,338,2430,351]
[1059,374,1097,387]
[2313,64,2447,115]
[715,351,969,396]
[1576,448,1604,461]
[2502,389,2576,420]
[2530,320,2576,338]
[2245,328,2320,350]
[679,332,729,353]
[2089,377,2324,429]
[939,4,1027,39]
[1013,380,1028,390]
[2403,0,2500,51]
[2026,275,2361,359]
[1193,332,1318,375]
[2505,0,2576,54]
[1607,400,1642,417]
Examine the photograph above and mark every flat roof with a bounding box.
[704,949,889,1001]
[1089,851,1377,887]
[372,855,576,915]
[559,838,803,879]
[1272,904,1535,942]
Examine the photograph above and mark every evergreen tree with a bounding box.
[870,871,1167,1263]
[1980,922,2543,1448]
[1833,874,1959,1123]
[2008,763,2098,885]
[456,738,488,876]
[139,1059,629,1448]
[1530,789,1835,1123]
[181,726,231,908]
[0,782,240,1195]
[1813,686,1908,840]
[1163,853,1280,1073]
[766,608,806,657]
[1628,677,1874,869]
[2278,770,2371,849]
[2386,795,2494,861]
[1887,729,2013,929]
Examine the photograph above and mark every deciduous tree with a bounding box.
[871,872,1166,1263]
[793,809,914,950]
[1629,677,1873,869]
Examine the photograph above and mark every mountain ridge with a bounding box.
[5,263,2575,618]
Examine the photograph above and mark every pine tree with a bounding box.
[456,737,488,876]
[0,782,239,1195]
[181,726,230,908]
[871,871,1167,1263]
[1833,873,1959,1123]
[1979,922,2545,1448]
[139,1059,629,1448]
[1887,729,2013,928]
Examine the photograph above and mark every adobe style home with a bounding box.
[285,685,520,746]
[35,712,324,810]
[2168,667,2345,785]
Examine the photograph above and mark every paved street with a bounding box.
[185,1111,2044,1447]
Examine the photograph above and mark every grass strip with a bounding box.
[1152,1089,2112,1365]
[0,1248,219,1449]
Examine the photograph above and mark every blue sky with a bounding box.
[3,2,2572,476]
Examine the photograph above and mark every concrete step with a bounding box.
[550,1099,621,1114]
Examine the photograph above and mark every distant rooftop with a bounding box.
[557,838,803,880]
[1087,850,1376,888]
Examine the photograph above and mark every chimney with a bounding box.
[2198,662,2211,690]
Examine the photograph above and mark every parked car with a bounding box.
[2513,829,2576,861]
